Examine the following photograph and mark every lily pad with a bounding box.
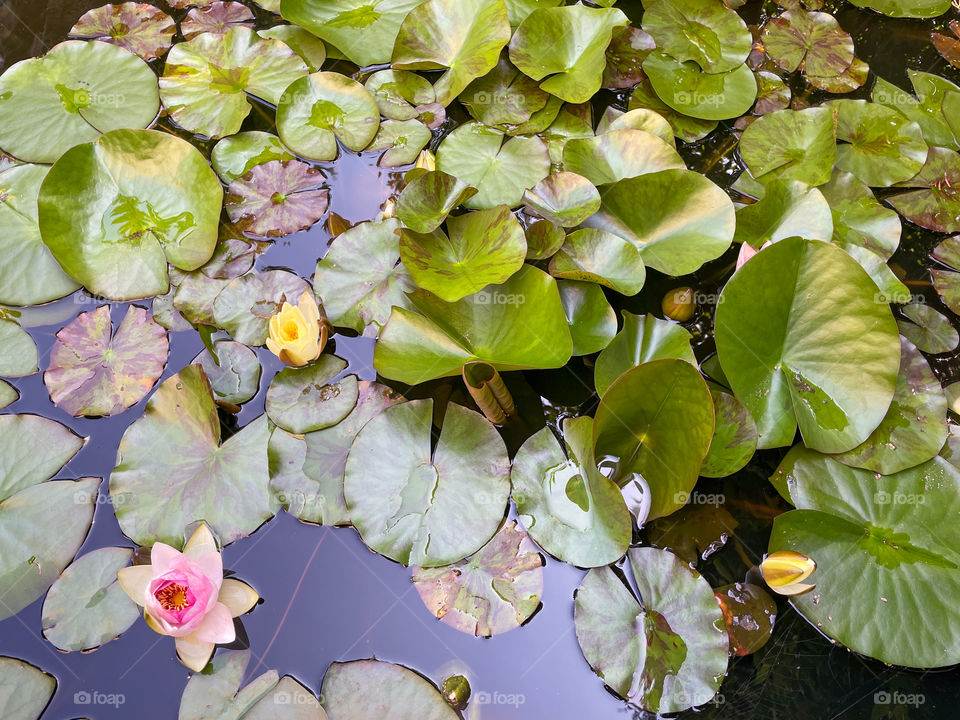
[181,2,255,40]
[367,119,432,167]
[0,414,85,502]
[642,51,757,121]
[548,229,645,296]
[898,303,959,354]
[561,129,685,186]
[374,264,572,383]
[399,205,527,301]
[820,169,901,259]
[887,146,960,233]
[395,170,477,233]
[37,128,223,301]
[344,399,510,566]
[848,0,952,18]
[701,389,759,478]
[313,219,416,336]
[212,131,296,184]
[0,40,159,164]
[715,237,901,452]
[41,547,139,652]
[557,279,617,356]
[276,72,380,161]
[192,340,262,406]
[0,319,37,378]
[0,657,56,720]
[435,121,550,209]
[213,270,311,345]
[761,10,854,77]
[641,0,751,73]
[508,4,629,103]
[511,416,630,567]
[226,160,329,238]
[266,354,359,434]
[110,365,278,547]
[460,56,549,126]
[733,179,833,248]
[321,660,458,720]
[522,172,600,227]
[0,382,17,410]
[70,3,176,61]
[258,25,328,72]
[366,70,435,120]
[574,546,728,714]
[244,677,327,720]
[160,27,308,139]
[873,75,958,150]
[628,78,717,143]
[593,359,715,522]
[596,107,674,146]
[412,520,543,636]
[602,25,655,89]
[769,448,960,667]
[44,305,168,417]
[738,107,837,187]
[392,0,511,107]
[179,650,281,720]
[524,218,566,260]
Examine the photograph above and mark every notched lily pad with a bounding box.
[192,339,262,406]
[395,170,477,233]
[181,1,255,40]
[213,269,311,345]
[366,70,435,121]
[0,318,38,378]
[367,119,432,167]
[70,3,176,61]
[226,160,329,238]
[266,354,359,434]
[548,228,646,296]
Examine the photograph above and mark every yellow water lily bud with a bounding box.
[415,149,436,172]
[761,550,817,596]
[266,291,327,367]
[380,197,397,220]
[662,287,696,322]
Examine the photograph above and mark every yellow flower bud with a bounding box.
[761,550,817,596]
[266,291,326,367]
[415,149,436,172]
[662,286,696,322]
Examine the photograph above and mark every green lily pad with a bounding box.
[392,0,511,107]
[595,312,696,397]
[374,264,572,383]
[0,382,17,410]
[820,169,901,259]
[596,107,674,146]
[259,25,328,72]
[0,657,56,720]
[602,25,655,89]
[643,51,757,121]
[628,78,717,143]
[0,40,159,164]
[761,10,854,77]
[641,0,751,73]
[522,172,600,227]
[848,0,952,18]
[160,27,307,139]
[508,4,628,103]
[395,170,477,233]
[733,179,833,248]
[366,70,435,120]
[412,520,543,636]
[110,365,278,547]
[244,677,327,720]
[557,279,617,356]
[226,160,329,238]
[0,414,85,502]
[593,359,715,522]
[37,128,223,301]
[269,381,404,526]
[873,75,958,150]
[715,237,901,452]
[932,235,960,314]
[213,270,311,345]
[41,546,139,652]
[70,3,176,61]
[174,271,232,326]
[399,205,527,302]
[276,72,380,161]
[0,319,37,378]
[584,169,735,276]
[701,388,759,478]
[511,416,630,567]
[898,303,959,354]
[44,305,168,417]
[738,107,837,186]
[768,448,960,667]
[344,399,510,566]
[181,2,255,40]
[524,218,565,260]
[548,228,646,296]
[179,650,281,720]
[212,131,296,184]
[561,129,685,186]
[754,70,792,114]
[321,660,457,720]
[193,340,262,406]
[887,146,960,233]
[0,164,81,306]
[367,119,432,167]
[459,56,549,126]
[279,0,425,67]
[436,121,550,209]
[313,219,416,336]
[574,546,728,714]
[266,354,359,434]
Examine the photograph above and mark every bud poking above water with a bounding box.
[266,290,327,367]
[662,286,696,322]
[761,550,817,596]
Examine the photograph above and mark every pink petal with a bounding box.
[192,551,224,591]
[150,543,183,574]
[190,602,236,644]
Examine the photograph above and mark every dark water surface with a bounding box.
[1,1,960,718]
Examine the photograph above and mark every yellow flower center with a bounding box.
[281,319,301,341]
[156,583,191,611]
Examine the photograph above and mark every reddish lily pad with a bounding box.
[181,2,255,40]
[761,10,854,77]
[70,3,176,61]
[225,160,329,238]
[888,146,960,233]
[602,25,655,89]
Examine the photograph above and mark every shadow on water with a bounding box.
[1,0,959,718]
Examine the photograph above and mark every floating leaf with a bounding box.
[244,677,327,720]
[848,0,952,18]
[174,271,232,326]
[212,131,296,184]
[548,228,646,296]
[213,269,311,345]
[344,399,510,566]
[41,547,139,652]
[522,172,600,227]
[524,218,565,259]
[561,129,685,186]
[715,237,901,452]
[628,77,717,143]
[0,40,159,164]
[820,169,901,259]
[0,415,84,503]
[396,170,477,233]
[366,70,435,120]
[557,279,617,355]
[44,305,168,417]
[932,235,960,314]
[887,146,960,233]
[641,0,751,73]
[898,303,959,354]
[596,107,674,146]
[160,27,307,139]
[701,388,759,478]
[873,73,958,150]
[258,25,327,72]
[266,354,359,434]
[110,365,278,547]
[179,650,281,720]
[38,129,223,301]
[226,160,329,238]
[192,340,262,406]
[602,25,654,89]
[761,11,854,77]
[733,179,833,248]
[0,319,37,378]
[642,51,757,121]
[738,107,837,186]
[459,56,548,126]
[412,520,543,636]
[181,1,255,40]
[70,3,176,61]
[575,546,728,714]
[321,660,457,720]
[0,382,16,410]
[754,70,791,114]
[0,657,56,720]
[367,119,432,167]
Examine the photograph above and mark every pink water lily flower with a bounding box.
[117,524,258,671]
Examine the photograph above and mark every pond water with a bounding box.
[1,0,959,718]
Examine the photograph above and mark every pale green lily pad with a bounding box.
[0,657,56,720]
[181,2,255,40]
[399,205,527,302]
[277,72,380,161]
[593,359,715,522]
[110,365,278,547]
[0,382,16,410]
[715,237,901,452]
[628,78,717,143]
[0,40,159,164]
[179,650,280,720]
[174,271,232,326]
[522,172,599,227]
[769,448,960,667]
[41,546,139,652]
[820,169,901,259]
[344,399,510,566]
[0,164,81,306]
[244,677,327,720]
[701,389,758,478]
[44,305,168,417]
[460,56,549,126]
[887,146,960,233]
[374,264,572,383]
[561,129,685,186]
[0,414,85,502]
[212,131,296,184]
[548,228,646,296]
[575,546,728,714]
[583,169,735,276]
[321,660,457,720]
[213,270,311,345]
[392,0,511,106]
[160,27,307,139]
[898,303,959,354]
[931,234,960,314]
[733,179,833,248]
[225,160,329,238]
[38,129,223,301]
[848,0,951,18]
[512,416,630,567]
[557,279,617,356]
[70,3,176,61]
[313,219,416,336]
[739,107,837,186]
[266,355,359,434]
[508,4,628,103]
[436,121,550,209]
[873,75,958,150]
[0,319,37,378]
[259,25,327,72]
[395,170,477,233]
[595,312,696,397]
[366,70,435,120]
[643,51,757,121]
[761,10,854,77]
[642,0,751,73]
[193,340,262,406]
[367,119,432,167]
[269,381,404,526]
[412,520,543,636]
